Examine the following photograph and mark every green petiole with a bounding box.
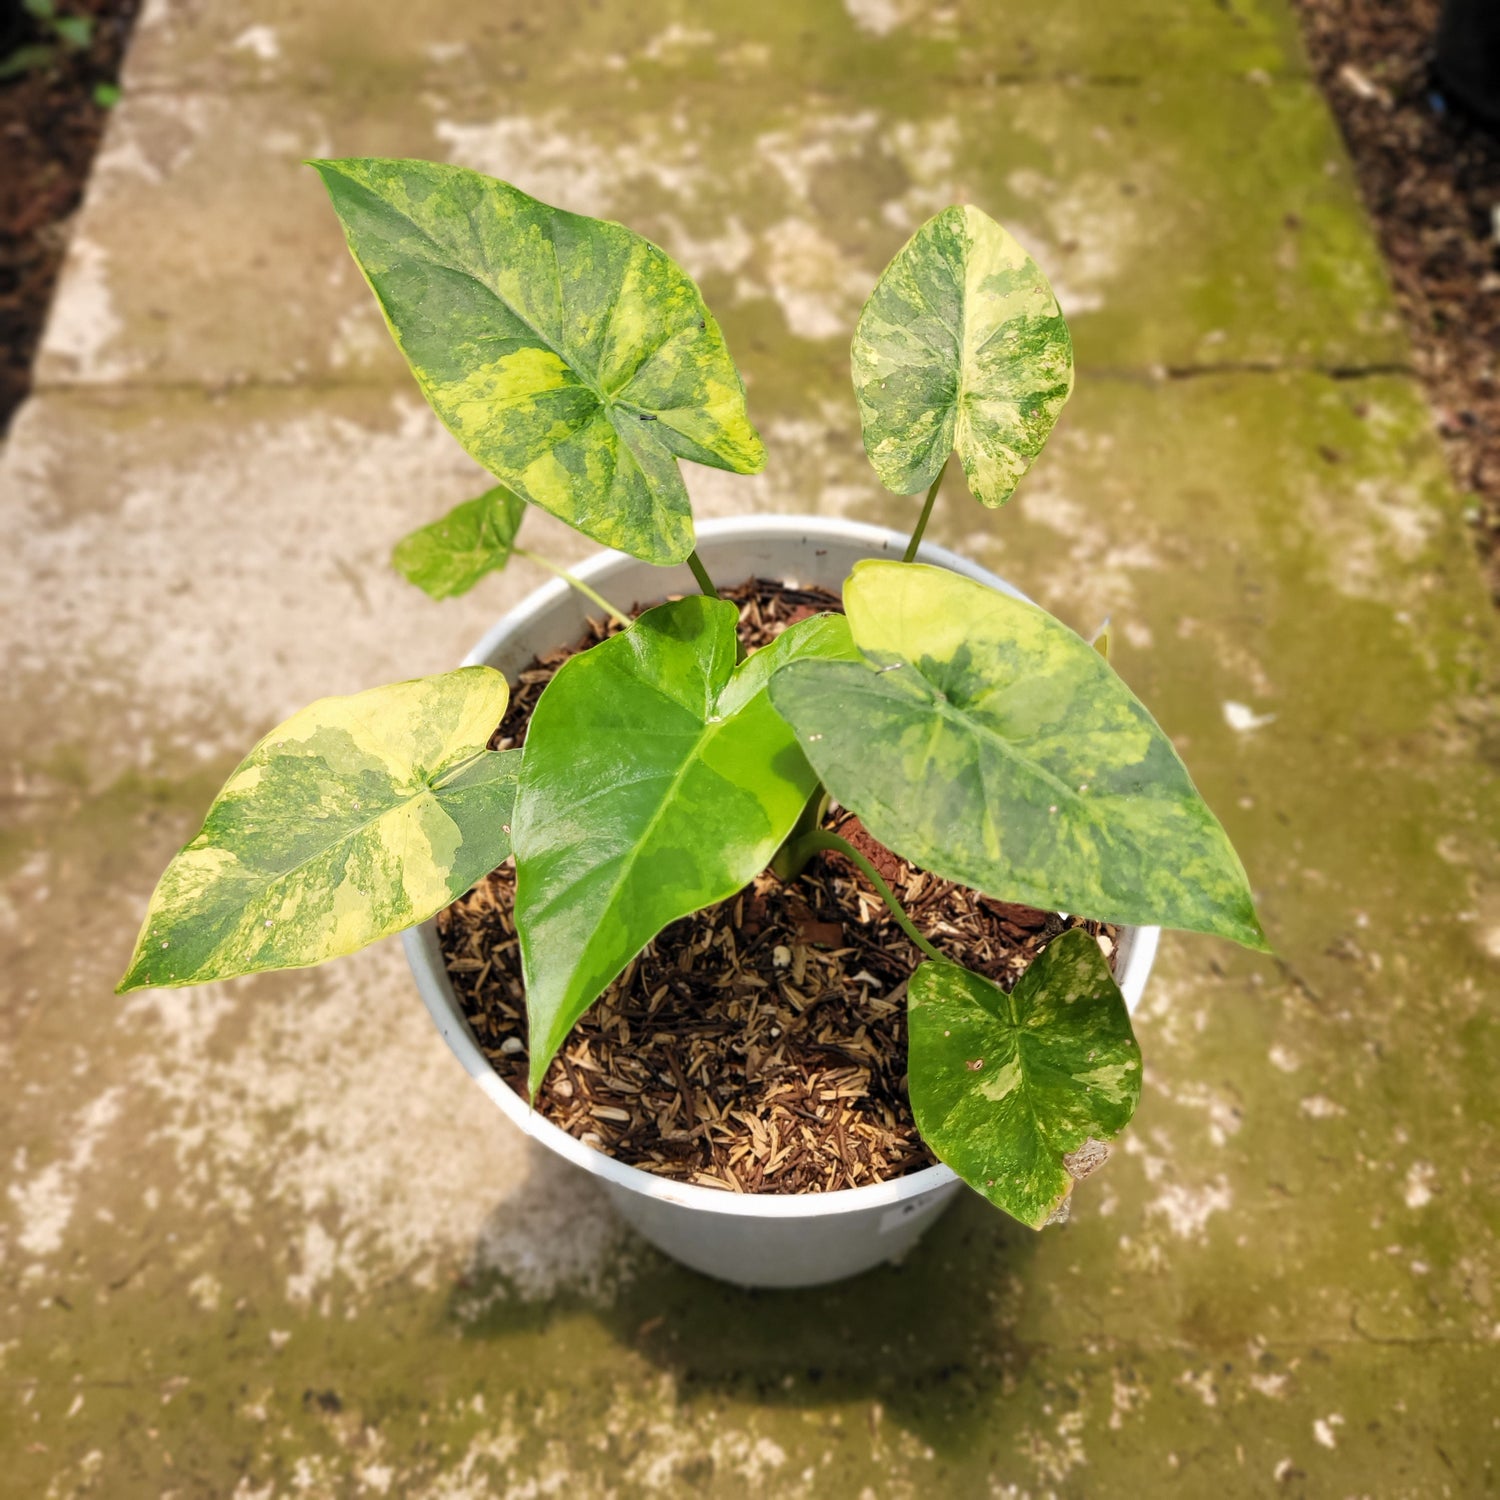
[685,549,721,600]
[777,828,946,965]
[514,548,632,627]
[901,458,949,564]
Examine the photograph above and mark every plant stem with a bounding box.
[684,548,746,660]
[781,829,946,965]
[901,458,949,564]
[685,548,721,600]
[769,785,829,881]
[514,548,631,627]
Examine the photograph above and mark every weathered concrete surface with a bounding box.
[2,0,1497,1495]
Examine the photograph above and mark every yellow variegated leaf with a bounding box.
[909,931,1141,1229]
[853,204,1073,508]
[769,562,1268,949]
[117,668,519,992]
[313,158,766,566]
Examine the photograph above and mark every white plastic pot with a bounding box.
[404,515,1160,1288]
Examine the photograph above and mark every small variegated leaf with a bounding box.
[512,599,857,1095]
[117,669,519,992]
[312,158,766,565]
[853,204,1072,508]
[768,561,1267,949]
[393,486,526,600]
[907,930,1141,1228]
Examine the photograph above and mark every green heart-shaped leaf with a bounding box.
[313,158,766,565]
[908,929,1141,1228]
[393,486,526,600]
[769,561,1267,949]
[853,204,1072,507]
[117,668,520,992]
[512,598,857,1094]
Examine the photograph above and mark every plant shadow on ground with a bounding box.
[446,1174,1044,1462]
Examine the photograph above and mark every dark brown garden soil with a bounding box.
[1292,0,1500,600]
[437,577,1119,1195]
[0,0,140,438]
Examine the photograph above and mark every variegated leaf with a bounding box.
[853,204,1072,507]
[769,561,1267,949]
[908,929,1140,1228]
[313,158,766,565]
[393,486,526,600]
[117,669,519,992]
[512,598,857,1094]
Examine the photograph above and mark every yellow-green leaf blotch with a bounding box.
[768,560,1268,950]
[117,668,520,992]
[908,930,1141,1229]
[852,204,1073,508]
[312,158,766,566]
[512,598,858,1095]
[393,486,527,600]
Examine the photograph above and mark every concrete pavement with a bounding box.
[2,1,1496,1494]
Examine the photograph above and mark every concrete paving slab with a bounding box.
[36,31,1400,394]
[123,0,1304,98]
[3,0,1497,1496]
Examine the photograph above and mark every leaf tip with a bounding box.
[114,958,151,996]
[1241,914,1275,955]
[526,1056,549,1104]
[1217,886,1273,954]
[306,157,373,194]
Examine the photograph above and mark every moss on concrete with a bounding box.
[38,10,1399,397]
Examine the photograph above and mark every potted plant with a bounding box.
[117,159,1267,1288]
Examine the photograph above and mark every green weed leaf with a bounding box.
[769,561,1267,949]
[512,599,857,1093]
[393,486,527,600]
[52,13,92,48]
[853,205,1072,508]
[908,929,1140,1228]
[117,669,520,992]
[0,43,58,79]
[312,158,765,565]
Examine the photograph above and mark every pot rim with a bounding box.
[463,514,1033,669]
[405,512,1161,1220]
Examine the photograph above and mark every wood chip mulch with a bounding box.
[1292,0,1500,601]
[438,577,1118,1195]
